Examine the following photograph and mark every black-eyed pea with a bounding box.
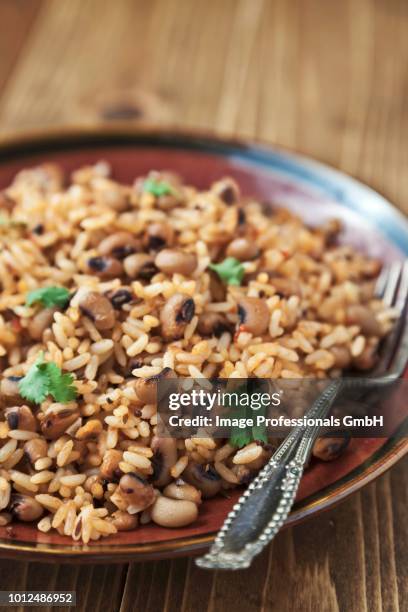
[27,307,57,341]
[110,510,138,531]
[151,495,198,528]
[9,493,43,522]
[160,293,195,341]
[151,437,178,487]
[134,367,177,404]
[330,345,352,370]
[345,305,383,337]
[116,473,155,514]
[86,256,124,279]
[197,313,232,337]
[5,405,37,432]
[312,436,350,461]
[163,482,202,504]
[75,419,103,440]
[98,232,141,259]
[182,462,222,498]
[226,238,259,261]
[144,222,175,251]
[79,291,116,330]
[211,177,240,205]
[154,249,197,276]
[237,296,269,336]
[40,410,80,440]
[24,438,48,465]
[123,253,157,280]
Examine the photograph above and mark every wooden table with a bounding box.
[0,1,407,610]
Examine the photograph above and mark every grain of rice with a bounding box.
[8,430,39,441]
[30,470,55,485]
[0,477,11,510]
[351,335,366,357]
[63,353,91,371]
[10,470,38,493]
[52,322,68,349]
[138,421,150,438]
[232,443,263,465]
[57,440,74,467]
[2,449,25,470]
[126,333,149,357]
[91,339,114,354]
[35,493,62,512]
[0,439,17,463]
[59,474,87,487]
[214,443,235,462]
[170,456,189,478]
[123,451,151,470]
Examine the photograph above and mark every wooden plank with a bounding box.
[0,0,43,92]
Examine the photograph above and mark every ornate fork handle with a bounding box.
[196,374,399,570]
[196,379,343,570]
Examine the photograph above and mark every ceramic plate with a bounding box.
[0,127,407,563]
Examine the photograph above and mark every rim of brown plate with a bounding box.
[0,125,406,563]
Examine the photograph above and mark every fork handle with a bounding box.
[196,380,342,570]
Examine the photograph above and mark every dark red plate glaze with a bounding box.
[0,127,406,563]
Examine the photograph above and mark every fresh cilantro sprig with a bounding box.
[229,408,268,448]
[19,353,77,404]
[209,257,245,286]
[143,178,174,197]
[226,383,268,448]
[26,286,71,309]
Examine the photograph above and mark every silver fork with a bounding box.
[196,260,408,570]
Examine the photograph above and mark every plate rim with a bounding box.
[0,125,406,563]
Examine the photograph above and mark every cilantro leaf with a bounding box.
[18,354,77,404]
[143,178,174,197]
[226,382,269,448]
[251,420,268,446]
[18,354,50,404]
[229,426,253,449]
[26,286,70,309]
[45,362,77,403]
[209,257,245,286]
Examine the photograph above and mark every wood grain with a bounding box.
[0,1,407,610]
[0,0,43,92]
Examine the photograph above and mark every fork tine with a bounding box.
[375,264,389,297]
[394,260,408,311]
[370,259,407,376]
[382,261,402,306]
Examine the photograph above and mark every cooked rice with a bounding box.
[0,162,394,542]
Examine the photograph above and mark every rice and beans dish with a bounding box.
[0,162,396,542]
